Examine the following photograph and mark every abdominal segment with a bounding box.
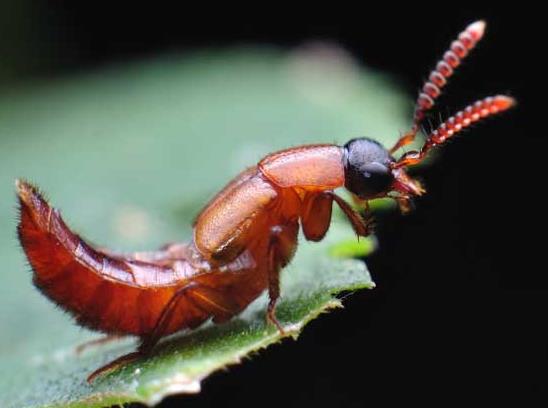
[16,180,266,336]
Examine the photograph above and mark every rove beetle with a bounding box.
[16,20,514,382]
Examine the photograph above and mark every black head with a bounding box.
[343,138,395,199]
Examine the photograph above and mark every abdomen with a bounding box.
[16,181,213,335]
[17,180,275,336]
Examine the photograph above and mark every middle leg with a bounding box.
[266,222,298,334]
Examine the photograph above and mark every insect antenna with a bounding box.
[393,95,516,168]
[390,20,486,154]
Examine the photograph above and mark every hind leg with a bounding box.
[75,334,125,355]
[87,282,239,383]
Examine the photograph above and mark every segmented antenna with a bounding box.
[394,95,515,168]
[390,20,486,153]
[414,20,486,125]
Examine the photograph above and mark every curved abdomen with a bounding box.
[16,181,247,336]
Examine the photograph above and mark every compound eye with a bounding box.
[345,161,394,198]
[361,162,393,193]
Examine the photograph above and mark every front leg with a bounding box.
[394,195,414,214]
[301,192,373,242]
[327,192,373,238]
[301,193,333,241]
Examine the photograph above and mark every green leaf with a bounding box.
[328,236,378,258]
[0,45,409,407]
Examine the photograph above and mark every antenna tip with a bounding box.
[467,20,486,41]
[494,95,517,110]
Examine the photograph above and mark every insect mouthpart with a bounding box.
[391,167,425,197]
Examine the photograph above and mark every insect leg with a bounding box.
[87,280,243,382]
[139,282,240,352]
[138,283,200,353]
[75,334,125,355]
[86,282,198,383]
[266,222,299,334]
[327,192,373,238]
[301,193,333,242]
[87,351,143,383]
[267,240,283,334]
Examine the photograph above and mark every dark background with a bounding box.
[1,3,543,406]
